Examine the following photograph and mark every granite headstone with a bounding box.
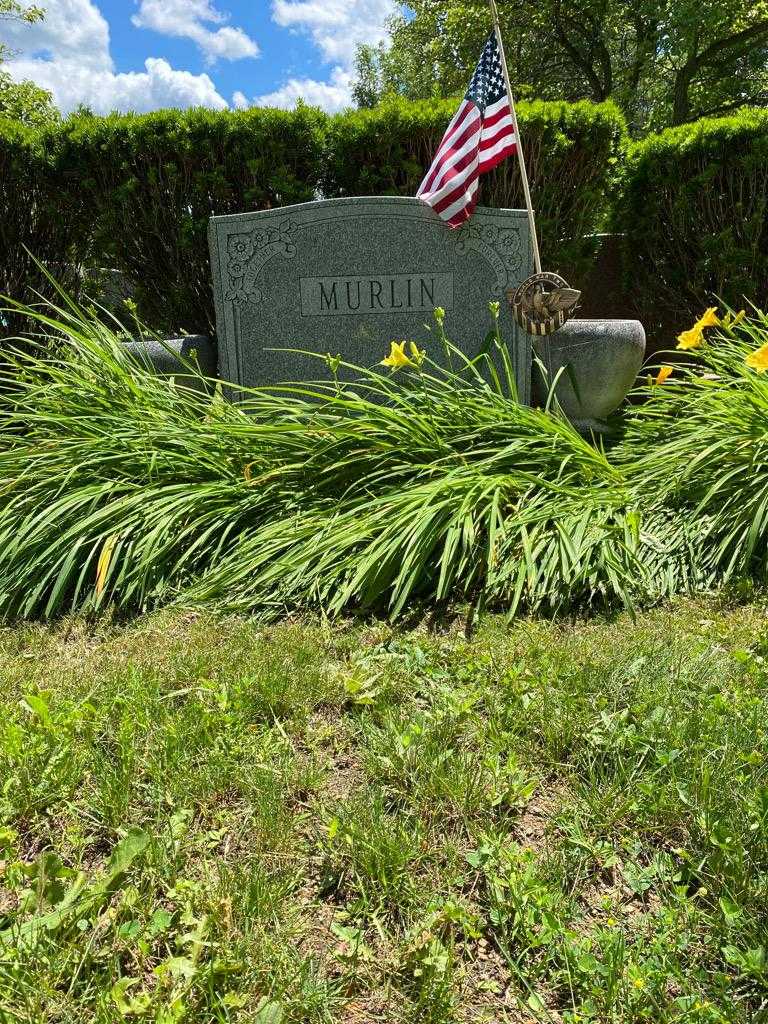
[209,196,533,399]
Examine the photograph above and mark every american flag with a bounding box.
[417,31,517,228]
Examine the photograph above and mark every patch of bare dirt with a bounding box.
[303,709,366,805]
[0,878,20,919]
[457,939,567,1024]
[576,869,663,936]
[512,782,566,852]
[321,748,365,803]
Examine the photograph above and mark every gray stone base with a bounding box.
[120,319,645,433]
[123,335,216,387]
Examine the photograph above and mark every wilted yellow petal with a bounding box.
[745,343,768,373]
[676,326,704,350]
[96,534,118,598]
[655,364,674,385]
[408,341,426,366]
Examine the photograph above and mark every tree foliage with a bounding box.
[0,1,44,62]
[0,72,56,126]
[0,3,56,127]
[356,0,768,133]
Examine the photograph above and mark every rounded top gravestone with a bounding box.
[208,196,534,400]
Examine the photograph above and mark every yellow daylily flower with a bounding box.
[696,307,720,329]
[745,343,768,373]
[677,325,704,350]
[655,364,674,385]
[676,307,722,350]
[381,340,415,370]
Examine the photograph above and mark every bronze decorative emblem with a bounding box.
[508,271,581,337]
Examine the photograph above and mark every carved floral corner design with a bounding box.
[455,223,524,295]
[224,220,296,304]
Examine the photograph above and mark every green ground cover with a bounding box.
[1,596,767,1022]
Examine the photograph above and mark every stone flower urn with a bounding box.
[530,319,646,431]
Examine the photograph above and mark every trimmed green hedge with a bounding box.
[0,118,93,340]
[59,106,328,335]
[10,101,768,348]
[1,99,625,337]
[616,110,768,332]
[322,97,627,279]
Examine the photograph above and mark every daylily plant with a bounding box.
[674,307,768,374]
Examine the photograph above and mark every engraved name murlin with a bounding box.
[300,273,454,317]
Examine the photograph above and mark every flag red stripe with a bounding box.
[425,154,479,213]
[424,138,480,198]
[444,182,479,225]
[480,124,515,153]
[423,130,480,196]
[447,187,478,227]
[478,140,516,173]
[433,165,480,215]
[480,114,514,141]
[421,109,482,193]
[433,101,476,159]
[479,134,517,164]
[481,102,512,131]
[419,102,477,193]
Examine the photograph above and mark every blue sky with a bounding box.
[0,0,399,114]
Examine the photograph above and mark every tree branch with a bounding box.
[693,93,768,120]
[697,20,768,68]
[551,0,610,101]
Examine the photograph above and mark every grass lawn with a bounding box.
[1,597,768,1023]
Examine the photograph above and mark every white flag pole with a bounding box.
[488,0,542,274]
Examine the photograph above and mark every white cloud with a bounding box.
[0,0,231,113]
[132,0,259,64]
[0,0,112,70]
[8,55,229,113]
[232,89,249,110]
[254,66,353,113]
[272,0,396,66]
[264,0,395,113]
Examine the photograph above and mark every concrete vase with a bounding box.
[530,318,646,430]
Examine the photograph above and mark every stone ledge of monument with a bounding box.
[122,334,216,391]
[84,266,135,310]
